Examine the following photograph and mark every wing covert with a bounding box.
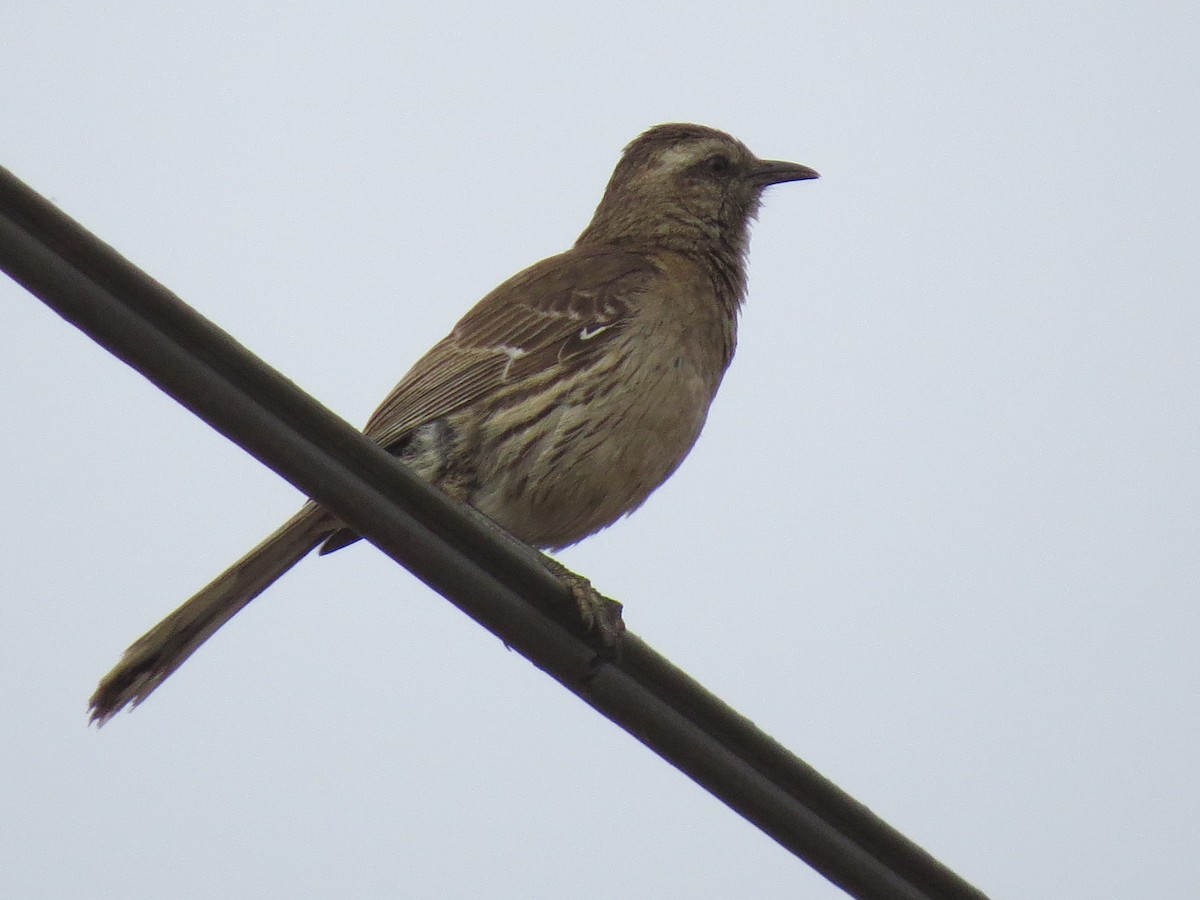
[362,246,658,449]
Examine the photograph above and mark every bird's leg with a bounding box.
[453,500,624,651]
[539,555,625,653]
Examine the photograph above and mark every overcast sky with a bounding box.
[3,3,1197,898]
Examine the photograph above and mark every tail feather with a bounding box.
[89,503,333,725]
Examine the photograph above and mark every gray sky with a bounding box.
[3,3,1197,898]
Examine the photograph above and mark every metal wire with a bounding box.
[0,164,991,900]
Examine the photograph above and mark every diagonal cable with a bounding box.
[0,165,990,900]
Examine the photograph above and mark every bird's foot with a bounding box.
[542,558,624,654]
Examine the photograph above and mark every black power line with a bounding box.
[0,165,991,900]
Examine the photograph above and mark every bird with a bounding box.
[88,123,819,724]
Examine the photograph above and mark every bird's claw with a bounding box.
[540,558,625,656]
[562,570,625,655]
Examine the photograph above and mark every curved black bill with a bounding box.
[751,160,820,186]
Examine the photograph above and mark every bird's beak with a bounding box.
[750,159,820,186]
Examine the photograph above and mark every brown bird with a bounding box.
[88,123,818,724]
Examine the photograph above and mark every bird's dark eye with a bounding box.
[704,154,732,175]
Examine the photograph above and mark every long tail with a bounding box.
[89,503,333,725]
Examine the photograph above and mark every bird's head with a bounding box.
[578,123,818,252]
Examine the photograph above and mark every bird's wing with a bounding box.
[362,246,659,450]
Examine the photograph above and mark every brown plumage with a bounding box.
[88,123,818,724]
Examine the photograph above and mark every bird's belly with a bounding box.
[469,362,715,550]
